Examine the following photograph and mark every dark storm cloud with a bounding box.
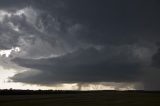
[1,0,160,90]
[12,47,143,84]
[152,48,160,68]
[142,47,160,90]
[62,0,160,45]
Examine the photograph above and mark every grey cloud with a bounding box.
[135,47,160,90]
[12,46,144,85]
[61,0,160,46]
[152,48,160,68]
[0,6,82,59]
[0,0,160,90]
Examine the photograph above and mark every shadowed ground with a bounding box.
[0,91,160,106]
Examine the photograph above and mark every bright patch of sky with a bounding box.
[0,47,21,57]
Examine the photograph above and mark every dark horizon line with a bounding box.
[1,89,160,95]
[1,89,160,91]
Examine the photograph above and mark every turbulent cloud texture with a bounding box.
[0,0,160,90]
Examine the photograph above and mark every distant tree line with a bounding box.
[0,89,160,95]
[0,89,90,95]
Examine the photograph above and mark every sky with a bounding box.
[0,0,160,90]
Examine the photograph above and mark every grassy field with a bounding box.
[0,91,160,106]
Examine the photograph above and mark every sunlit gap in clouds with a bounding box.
[0,47,21,57]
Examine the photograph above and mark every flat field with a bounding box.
[0,91,160,106]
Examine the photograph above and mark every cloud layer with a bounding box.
[0,0,160,90]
